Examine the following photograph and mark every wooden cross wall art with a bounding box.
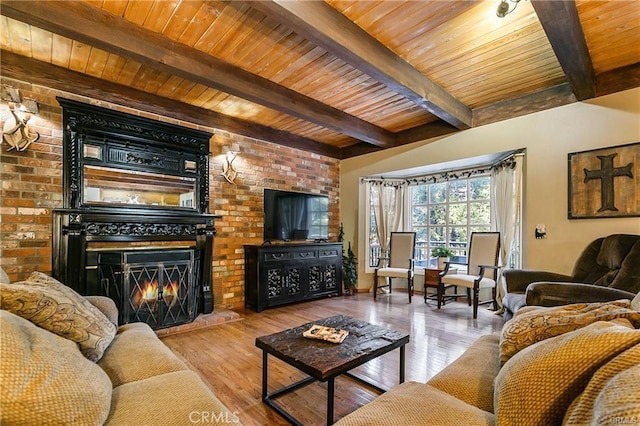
[568,142,639,219]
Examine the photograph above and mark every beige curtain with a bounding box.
[370,182,407,254]
[491,154,524,308]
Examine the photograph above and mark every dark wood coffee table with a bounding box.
[255,315,410,426]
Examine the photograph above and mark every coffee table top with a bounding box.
[255,315,409,381]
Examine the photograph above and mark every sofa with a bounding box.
[336,296,640,426]
[0,271,239,425]
[502,234,640,320]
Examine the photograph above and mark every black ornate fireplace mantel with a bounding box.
[52,99,220,324]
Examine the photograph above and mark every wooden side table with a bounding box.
[423,268,456,304]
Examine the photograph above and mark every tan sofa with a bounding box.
[1,271,239,425]
[336,298,640,426]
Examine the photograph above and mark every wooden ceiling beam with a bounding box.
[394,122,460,146]
[473,83,576,126]
[0,1,394,148]
[531,0,596,101]
[0,50,341,158]
[596,62,640,97]
[249,0,472,130]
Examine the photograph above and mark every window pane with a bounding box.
[369,208,378,245]
[412,206,428,226]
[448,180,467,202]
[449,203,467,225]
[415,227,428,242]
[469,201,490,225]
[471,226,491,234]
[449,227,468,248]
[429,183,446,203]
[413,185,427,204]
[429,205,446,225]
[429,227,445,244]
[470,177,491,200]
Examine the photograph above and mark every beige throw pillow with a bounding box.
[631,291,640,310]
[495,320,640,426]
[563,344,640,425]
[499,300,640,364]
[0,310,112,424]
[0,272,117,361]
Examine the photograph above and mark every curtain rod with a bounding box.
[361,150,524,186]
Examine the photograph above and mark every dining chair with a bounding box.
[438,232,501,318]
[373,232,416,303]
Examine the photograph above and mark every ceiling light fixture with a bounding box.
[496,0,524,18]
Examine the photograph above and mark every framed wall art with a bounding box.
[568,142,639,219]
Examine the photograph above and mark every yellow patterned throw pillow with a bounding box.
[0,272,117,361]
[499,300,640,365]
[495,320,640,426]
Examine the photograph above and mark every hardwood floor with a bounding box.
[160,292,504,426]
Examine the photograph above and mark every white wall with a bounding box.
[340,88,640,290]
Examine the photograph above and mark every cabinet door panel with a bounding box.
[265,267,286,300]
[286,266,302,296]
[324,263,338,291]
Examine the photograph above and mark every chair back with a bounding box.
[467,232,500,279]
[388,232,416,269]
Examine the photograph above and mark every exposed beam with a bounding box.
[0,50,341,158]
[0,1,394,148]
[531,0,596,101]
[249,0,472,130]
[473,83,576,126]
[340,121,460,159]
[394,122,460,146]
[596,62,640,97]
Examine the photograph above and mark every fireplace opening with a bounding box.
[98,249,200,329]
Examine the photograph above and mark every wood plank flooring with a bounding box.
[160,292,504,426]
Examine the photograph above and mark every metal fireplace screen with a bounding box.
[98,249,199,329]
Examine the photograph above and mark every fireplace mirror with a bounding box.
[83,164,197,209]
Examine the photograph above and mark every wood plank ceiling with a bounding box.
[1,1,639,158]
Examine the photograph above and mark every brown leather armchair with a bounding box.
[502,234,640,320]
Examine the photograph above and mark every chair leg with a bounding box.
[492,286,498,311]
[437,278,443,309]
[373,270,378,300]
[472,288,479,319]
[467,288,472,306]
[408,273,413,303]
[388,277,392,293]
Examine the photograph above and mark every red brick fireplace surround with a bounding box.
[0,77,340,311]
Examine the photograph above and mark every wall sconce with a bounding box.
[1,85,40,152]
[221,143,240,184]
[496,0,524,17]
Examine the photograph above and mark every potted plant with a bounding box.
[338,223,358,295]
[431,247,455,270]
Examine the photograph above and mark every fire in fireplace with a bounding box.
[99,249,200,329]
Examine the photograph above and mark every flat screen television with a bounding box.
[263,189,329,241]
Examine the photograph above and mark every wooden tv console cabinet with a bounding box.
[244,243,343,312]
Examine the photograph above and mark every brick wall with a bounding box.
[0,77,340,310]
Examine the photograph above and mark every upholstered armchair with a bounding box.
[502,234,640,320]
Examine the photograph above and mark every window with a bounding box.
[307,196,329,239]
[364,152,523,272]
[411,176,491,268]
[367,175,492,269]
